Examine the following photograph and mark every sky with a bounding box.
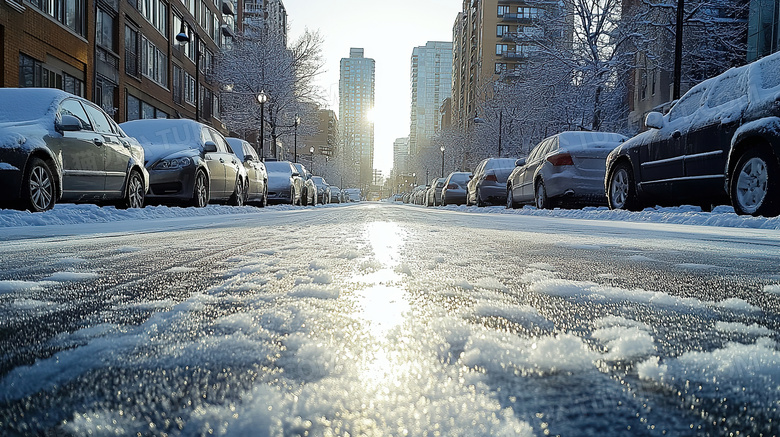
[281,0,462,177]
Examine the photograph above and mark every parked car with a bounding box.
[413,185,430,205]
[441,172,471,206]
[120,119,244,207]
[606,51,780,216]
[0,88,148,212]
[467,158,517,206]
[425,178,447,206]
[293,163,317,206]
[311,176,329,204]
[344,188,361,202]
[264,160,302,205]
[226,138,267,207]
[327,186,342,203]
[507,131,627,209]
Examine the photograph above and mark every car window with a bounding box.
[668,87,705,122]
[244,144,259,161]
[759,55,780,89]
[59,99,92,130]
[206,128,230,153]
[707,73,746,108]
[82,103,114,134]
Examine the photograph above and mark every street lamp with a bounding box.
[176,22,202,121]
[257,91,267,158]
[474,110,503,157]
[309,146,315,174]
[440,145,445,178]
[293,114,301,163]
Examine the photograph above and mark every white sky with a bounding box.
[282,0,462,177]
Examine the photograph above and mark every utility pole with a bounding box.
[673,0,684,100]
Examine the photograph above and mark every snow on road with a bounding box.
[1,202,779,435]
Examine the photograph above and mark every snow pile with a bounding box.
[592,316,655,361]
[715,321,772,336]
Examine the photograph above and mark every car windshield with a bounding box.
[0,89,61,123]
[265,161,292,173]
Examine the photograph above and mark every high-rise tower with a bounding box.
[410,41,453,160]
[339,48,376,191]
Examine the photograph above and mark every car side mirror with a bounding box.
[245,155,254,162]
[292,171,300,177]
[515,158,526,167]
[58,114,83,132]
[203,141,218,153]
[645,112,665,130]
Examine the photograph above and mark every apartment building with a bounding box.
[303,106,339,158]
[241,0,287,42]
[410,41,452,160]
[393,136,410,177]
[451,0,550,132]
[339,48,375,190]
[2,0,235,132]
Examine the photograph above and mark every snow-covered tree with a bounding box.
[214,30,325,158]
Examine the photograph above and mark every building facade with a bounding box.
[339,48,375,190]
[748,0,780,61]
[393,136,410,177]
[303,106,339,158]
[2,0,235,132]
[410,41,452,160]
[240,0,287,41]
[451,0,551,132]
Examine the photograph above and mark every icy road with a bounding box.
[1,203,779,436]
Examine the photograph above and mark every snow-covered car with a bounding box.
[265,160,302,205]
[425,178,446,206]
[327,186,342,203]
[466,158,517,207]
[226,137,267,207]
[606,51,780,216]
[441,172,471,206]
[344,188,362,202]
[0,88,148,212]
[120,119,245,208]
[311,176,329,204]
[293,163,317,206]
[508,131,627,209]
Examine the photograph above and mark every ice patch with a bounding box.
[451,279,474,290]
[11,298,59,311]
[55,257,87,265]
[44,271,99,282]
[309,259,328,270]
[592,326,655,361]
[528,262,555,270]
[637,356,668,381]
[473,277,508,291]
[0,280,44,293]
[764,284,780,294]
[715,321,772,336]
[629,255,658,262]
[338,250,360,260]
[289,284,340,300]
[309,271,333,284]
[167,266,196,273]
[472,302,554,330]
[394,262,413,276]
[676,263,719,270]
[714,297,761,313]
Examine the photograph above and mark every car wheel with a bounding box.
[730,147,780,217]
[260,183,268,208]
[476,190,486,207]
[506,185,517,209]
[290,186,297,205]
[191,170,209,207]
[535,180,550,209]
[608,162,639,211]
[23,157,56,212]
[229,178,245,206]
[119,169,145,209]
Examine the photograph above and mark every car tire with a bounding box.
[290,186,297,205]
[118,169,145,209]
[506,185,518,210]
[730,146,780,217]
[476,190,486,207]
[229,178,245,206]
[23,157,56,212]
[535,180,551,209]
[607,162,640,211]
[260,183,268,208]
[191,170,209,207]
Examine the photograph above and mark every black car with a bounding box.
[0,88,148,212]
[606,51,780,216]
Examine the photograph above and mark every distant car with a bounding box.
[292,163,317,206]
[425,178,447,206]
[467,158,517,206]
[0,88,148,212]
[441,172,471,206]
[507,131,627,209]
[265,160,302,205]
[120,119,245,207]
[226,138,267,207]
[327,186,342,203]
[606,51,780,216]
[344,188,361,202]
[311,176,329,204]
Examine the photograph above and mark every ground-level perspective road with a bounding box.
[1,203,779,436]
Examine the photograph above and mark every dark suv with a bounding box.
[605,52,780,216]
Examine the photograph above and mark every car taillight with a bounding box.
[447,183,458,189]
[484,174,498,182]
[547,153,574,166]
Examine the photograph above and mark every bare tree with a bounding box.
[214,29,326,158]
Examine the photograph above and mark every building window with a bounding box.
[125,26,140,77]
[28,0,86,37]
[135,0,168,37]
[498,5,510,16]
[96,8,116,52]
[517,7,539,20]
[495,63,507,74]
[496,44,508,55]
[497,25,509,37]
[19,53,84,96]
[127,94,141,121]
[141,36,169,87]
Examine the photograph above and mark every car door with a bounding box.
[201,128,226,198]
[57,99,106,199]
[520,138,553,201]
[638,87,704,197]
[82,102,131,197]
[684,73,747,197]
[240,142,260,199]
[213,130,241,200]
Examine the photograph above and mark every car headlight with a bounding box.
[153,157,193,170]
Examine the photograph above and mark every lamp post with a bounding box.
[474,110,503,157]
[440,145,445,178]
[257,91,267,158]
[310,146,315,174]
[293,114,301,163]
[176,22,201,121]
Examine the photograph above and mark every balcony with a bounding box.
[501,29,542,42]
[501,50,529,60]
[500,14,538,24]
